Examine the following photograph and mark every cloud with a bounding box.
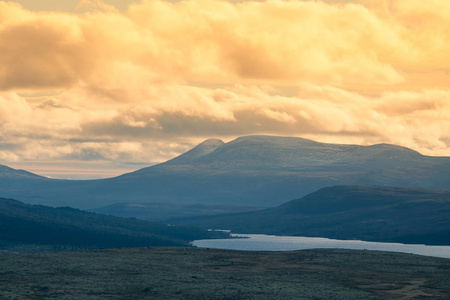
[0,0,450,166]
[1,0,448,90]
[1,79,450,163]
[0,0,417,91]
[76,0,119,13]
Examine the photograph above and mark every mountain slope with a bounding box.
[0,164,46,179]
[174,185,450,245]
[0,197,227,251]
[1,135,450,210]
[164,138,224,165]
[182,135,422,170]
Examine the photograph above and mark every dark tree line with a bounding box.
[0,198,228,250]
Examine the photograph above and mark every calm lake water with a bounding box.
[193,233,450,259]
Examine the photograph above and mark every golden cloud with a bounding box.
[0,0,435,90]
[1,79,450,162]
[0,0,449,165]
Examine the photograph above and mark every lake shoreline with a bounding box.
[194,233,450,259]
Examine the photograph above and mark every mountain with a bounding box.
[163,135,422,170]
[0,164,46,179]
[166,138,224,164]
[0,197,228,252]
[173,185,450,245]
[1,135,450,211]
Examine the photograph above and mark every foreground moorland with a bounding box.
[0,247,449,299]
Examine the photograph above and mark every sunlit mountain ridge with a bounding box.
[0,135,450,211]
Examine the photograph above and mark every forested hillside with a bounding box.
[175,185,450,245]
[0,197,227,252]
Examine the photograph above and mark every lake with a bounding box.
[193,233,450,259]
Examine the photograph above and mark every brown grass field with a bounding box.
[1,247,449,299]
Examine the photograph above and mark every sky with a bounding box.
[1,0,449,179]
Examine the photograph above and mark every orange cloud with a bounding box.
[0,0,449,166]
[1,80,450,163]
[2,0,450,90]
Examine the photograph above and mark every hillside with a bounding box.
[91,202,263,221]
[1,135,450,211]
[174,185,450,245]
[0,165,46,180]
[1,247,449,299]
[0,198,227,252]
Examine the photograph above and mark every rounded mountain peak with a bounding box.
[199,138,225,148]
[227,135,322,150]
[164,138,224,165]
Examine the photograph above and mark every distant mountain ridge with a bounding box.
[132,136,423,174]
[164,135,423,170]
[174,185,450,245]
[1,135,450,210]
[0,164,46,179]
